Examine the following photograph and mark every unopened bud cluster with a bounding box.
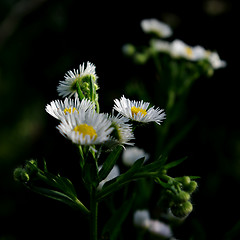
[162,176,198,218]
[13,160,38,183]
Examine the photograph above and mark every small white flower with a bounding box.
[57,62,98,98]
[97,165,120,190]
[113,95,166,125]
[133,210,151,228]
[140,18,172,38]
[207,51,226,69]
[134,210,173,238]
[150,39,171,53]
[170,39,227,68]
[170,39,207,61]
[57,110,113,145]
[106,113,135,148]
[45,97,94,120]
[148,219,173,238]
[122,146,149,167]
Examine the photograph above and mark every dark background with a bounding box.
[0,0,239,239]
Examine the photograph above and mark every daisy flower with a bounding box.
[140,18,172,38]
[57,110,113,146]
[207,51,226,69]
[113,95,166,125]
[106,113,135,148]
[45,97,94,120]
[57,61,98,98]
[170,39,206,61]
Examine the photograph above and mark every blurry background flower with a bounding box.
[122,146,150,167]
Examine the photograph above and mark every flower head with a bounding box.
[45,97,94,120]
[140,18,172,38]
[57,62,98,98]
[106,113,135,148]
[170,39,206,61]
[113,95,166,125]
[57,110,113,145]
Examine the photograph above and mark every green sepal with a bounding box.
[101,194,135,240]
[76,81,85,101]
[98,146,122,183]
[89,75,95,102]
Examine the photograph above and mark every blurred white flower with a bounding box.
[133,209,150,228]
[170,39,206,61]
[134,210,173,238]
[141,18,172,38]
[207,51,227,69]
[122,146,149,167]
[148,219,173,238]
[151,39,171,53]
[97,165,120,190]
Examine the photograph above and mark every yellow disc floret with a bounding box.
[64,107,78,115]
[185,46,193,57]
[131,106,147,117]
[73,124,97,140]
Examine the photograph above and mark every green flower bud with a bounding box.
[134,53,149,65]
[185,181,198,194]
[122,44,136,56]
[25,160,38,176]
[181,176,191,186]
[174,191,190,203]
[13,168,30,182]
[171,201,193,218]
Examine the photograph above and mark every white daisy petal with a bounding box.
[57,109,113,146]
[113,95,166,125]
[45,97,95,120]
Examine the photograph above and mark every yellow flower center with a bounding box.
[64,107,78,115]
[185,46,193,57]
[131,106,147,117]
[73,124,97,140]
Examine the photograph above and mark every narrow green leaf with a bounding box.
[27,185,77,208]
[98,146,122,182]
[189,176,201,180]
[164,156,187,170]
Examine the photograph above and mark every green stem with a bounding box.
[90,186,98,240]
